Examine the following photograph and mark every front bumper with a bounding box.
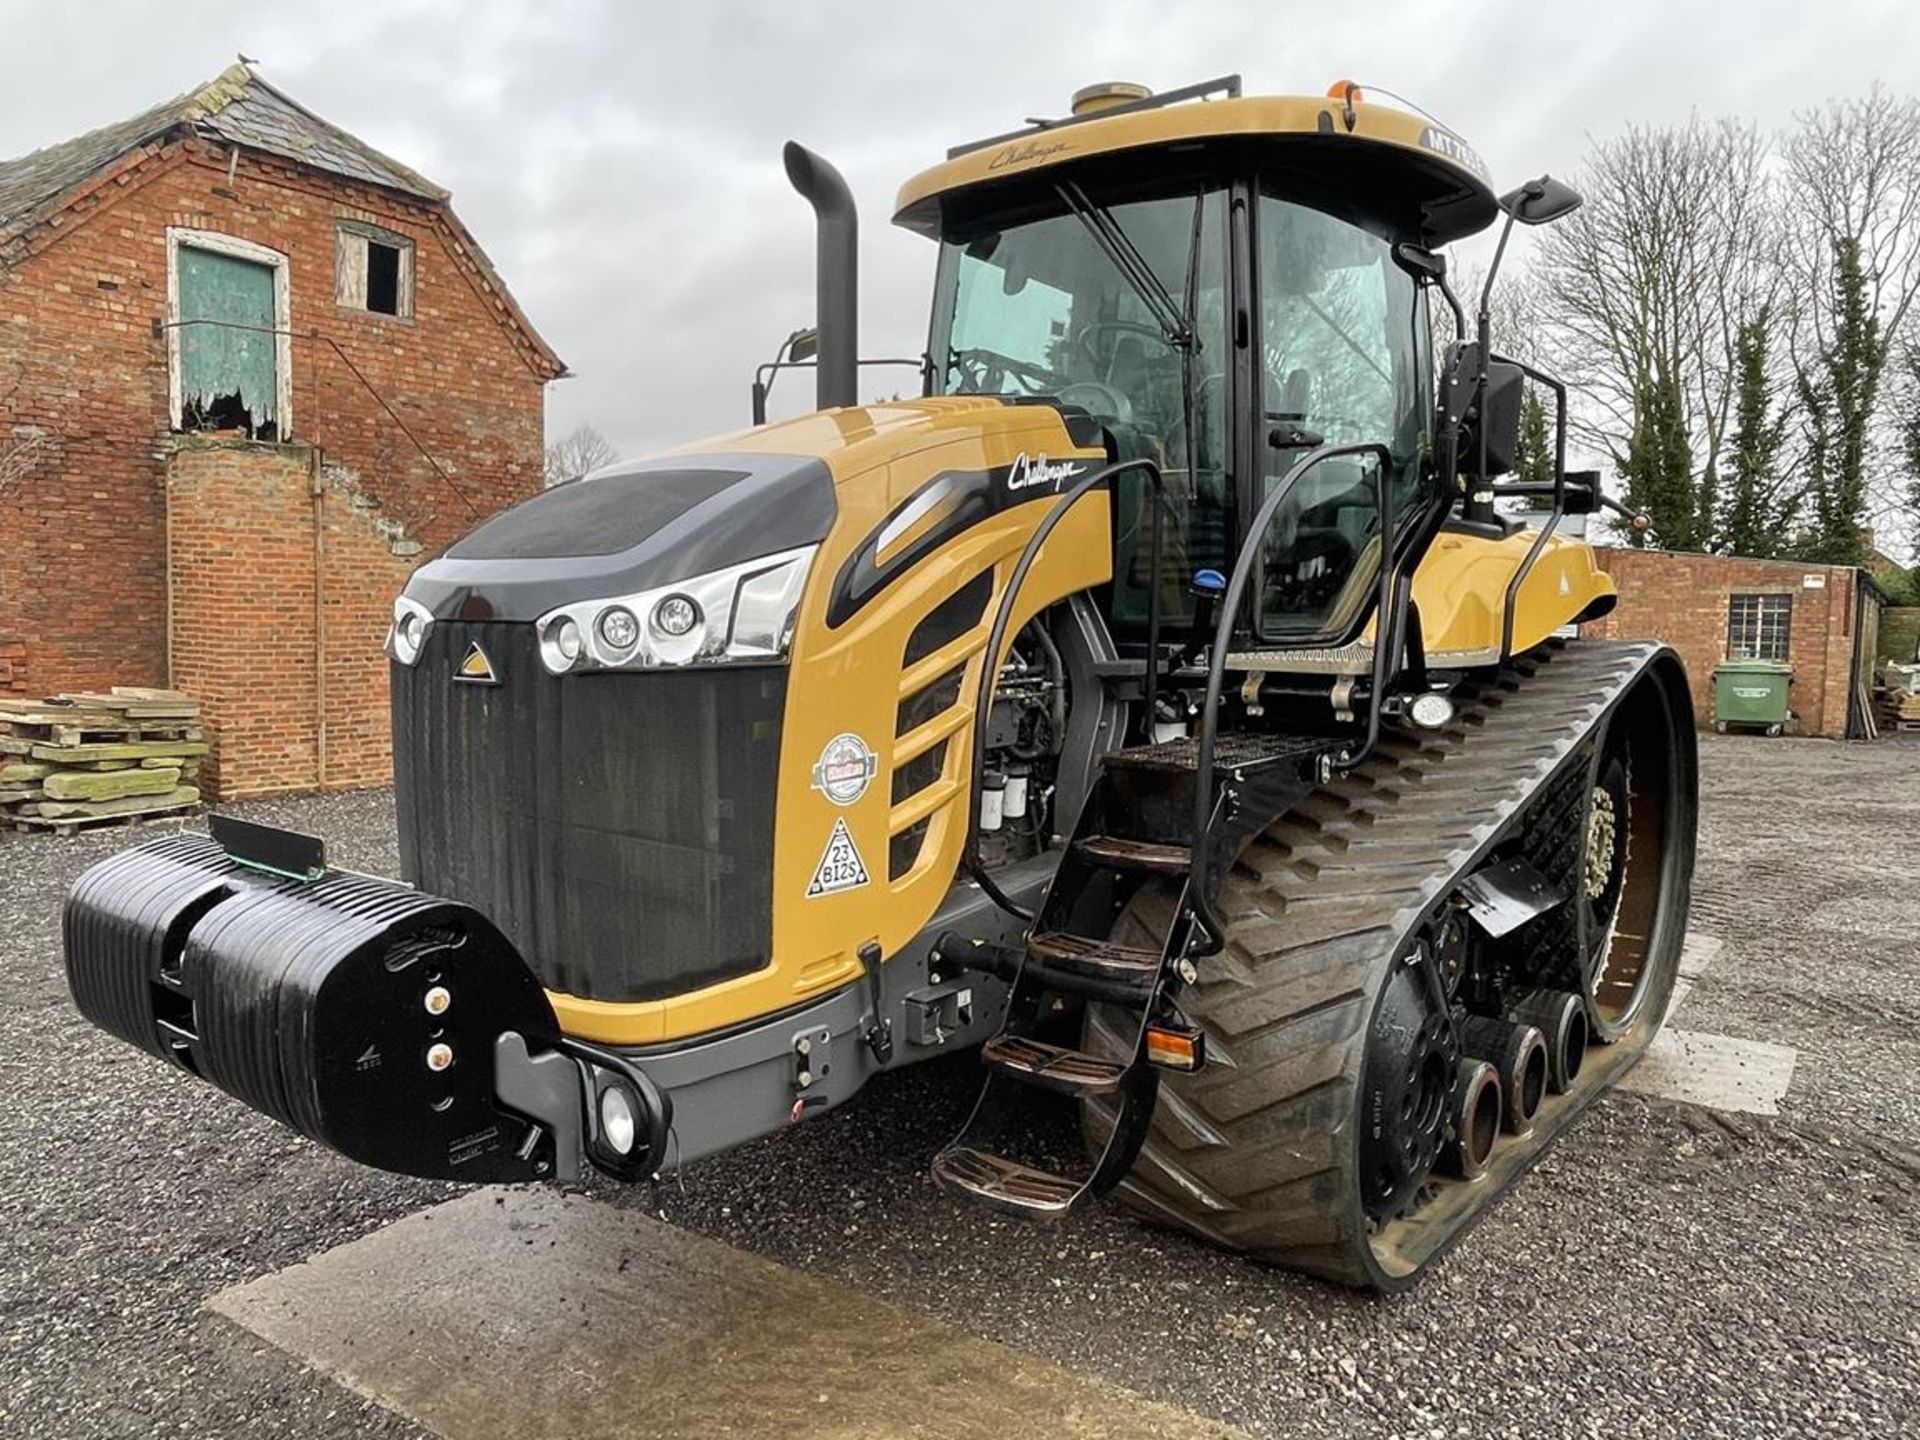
[63,821,1036,1186]
[64,828,668,1184]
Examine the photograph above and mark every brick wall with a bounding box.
[168,439,423,798]
[0,633,24,693]
[1580,548,1864,738]
[0,135,549,703]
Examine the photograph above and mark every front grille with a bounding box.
[393,622,783,1003]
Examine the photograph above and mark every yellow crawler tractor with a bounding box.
[65,77,1695,1290]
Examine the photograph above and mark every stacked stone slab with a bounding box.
[0,688,205,834]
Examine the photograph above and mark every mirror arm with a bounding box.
[1435,273,1467,344]
[1464,202,1526,526]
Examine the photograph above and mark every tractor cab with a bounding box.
[899,78,1499,654]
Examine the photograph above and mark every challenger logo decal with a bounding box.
[987,138,1073,172]
[454,641,499,685]
[1005,452,1086,493]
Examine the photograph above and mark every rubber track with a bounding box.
[1088,639,1673,1288]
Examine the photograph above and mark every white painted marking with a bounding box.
[1621,1028,1797,1116]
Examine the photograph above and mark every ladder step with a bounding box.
[981,1034,1128,1096]
[1102,733,1327,774]
[1028,931,1163,985]
[1073,834,1192,875]
[931,1144,1081,1219]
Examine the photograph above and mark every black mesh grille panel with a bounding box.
[889,819,930,881]
[393,622,782,1002]
[897,665,965,737]
[903,569,992,666]
[891,739,948,804]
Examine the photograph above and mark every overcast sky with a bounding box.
[4,0,1918,463]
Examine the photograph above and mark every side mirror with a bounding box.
[1442,342,1524,479]
[751,327,823,424]
[1498,174,1583,227]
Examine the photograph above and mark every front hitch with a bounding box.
[63,825,667,1184]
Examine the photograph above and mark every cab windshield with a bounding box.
[929,187,1228,627]
[927,182,1432,646]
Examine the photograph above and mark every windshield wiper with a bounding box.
[1055,182,1195,352]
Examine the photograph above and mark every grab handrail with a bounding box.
[1187,442,1395,952]
[964,457,1172,923]
[1493,355,1570,660]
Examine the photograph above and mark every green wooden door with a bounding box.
[177,245,279,438]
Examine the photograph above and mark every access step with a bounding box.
[1073,834,1192,875]
[1028,931,1163,987]
[981,1034,1127,1096]
[1102,732,1327,775]
[931,1144,1081,1219]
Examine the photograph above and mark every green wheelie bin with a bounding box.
[1712,658,1792,735]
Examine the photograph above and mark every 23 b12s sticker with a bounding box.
[806,817,871,898]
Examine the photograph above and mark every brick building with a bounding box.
[1580,547,1887,740]
[0,63,564,794]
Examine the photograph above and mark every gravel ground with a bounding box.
[3,736,1918,1438]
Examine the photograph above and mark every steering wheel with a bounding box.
[1073,320,1169,377]
[950,346,1063,395]
[1056,380,1132,423]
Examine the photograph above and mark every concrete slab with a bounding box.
[1678,932,1723,981]
[209,1189,1250,1440]
[1667,932,1721,1015]
[1619,1027,1797,1116]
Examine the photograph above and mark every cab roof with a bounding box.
[894,80,1499,250]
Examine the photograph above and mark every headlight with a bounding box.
[597,605,640,653]
[535,544,817,675]
[385,596,435,667]
[1408,691,1457,730]
[652,595,699,638]
[539,614,586,673]
[599,1085,637,1155]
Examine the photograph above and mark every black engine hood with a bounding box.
[403,451,836,622]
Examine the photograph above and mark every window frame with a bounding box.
[165,227,293,438]
[334,220,415,321]
[1726,591,1793,661]
[1244,178,1439,649]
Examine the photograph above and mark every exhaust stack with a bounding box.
[782,142,858,410]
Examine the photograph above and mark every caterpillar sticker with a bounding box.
[806,818,871,898]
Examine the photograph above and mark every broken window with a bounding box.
[336,222,414,318]
[175,242,282,441]
[1727,593,1791,661]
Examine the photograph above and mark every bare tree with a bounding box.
[543,422,619,487]
[1784,86,1920,563]
[1535,118,1780,549]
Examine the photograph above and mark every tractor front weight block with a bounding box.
[63,830,663,1185]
